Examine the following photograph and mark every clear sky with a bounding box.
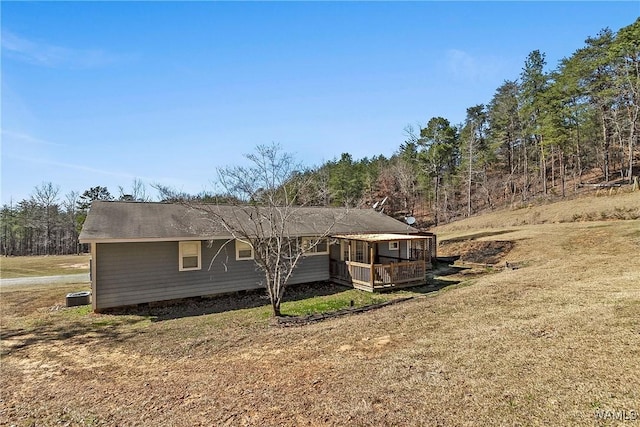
[2,1,638,204]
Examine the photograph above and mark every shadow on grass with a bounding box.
[0,271,467,352]
[383,263,465,296]
[0,315,148,357]
[108,282,349,322]
[278,263,467,326]
[103,265,470,322]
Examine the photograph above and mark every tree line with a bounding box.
[298,18,639,224]
[2,19,638,255]
[1,181,151,256]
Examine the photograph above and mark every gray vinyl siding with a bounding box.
[94,240,329,309]
[289,254,330,285]
[376,241,405,262]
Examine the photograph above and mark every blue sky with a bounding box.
[2,1,638,204]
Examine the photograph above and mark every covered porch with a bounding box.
[329,233,436,292]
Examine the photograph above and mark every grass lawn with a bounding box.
[0,254,90,279]
[1,207,639,425]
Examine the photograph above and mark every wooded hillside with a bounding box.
[297,18,640,224]
[2,18,638,255]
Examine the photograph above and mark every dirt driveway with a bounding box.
[0,273,89,287]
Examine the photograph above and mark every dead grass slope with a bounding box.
[436,189,640,235]
[1,219,639,425]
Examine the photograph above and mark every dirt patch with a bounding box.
[439,240,515,265]
[59,263,87,269]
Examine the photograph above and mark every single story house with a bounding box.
[79,201,436,311]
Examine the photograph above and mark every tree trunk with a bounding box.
[628,101,638,184]
[560,151,566,198]
[540,137,547,194]
[523,141,529,201]
[467,138,473,217]
[551,146,555,189]
[629,136,635,184]
[434,175,440,226]
[576,122,582,183]
[508,132,515,196]
[272,301,281,317]
[602,106,610,182]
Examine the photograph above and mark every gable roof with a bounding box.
[79,201,420,243]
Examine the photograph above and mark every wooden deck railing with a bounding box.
[330,259,426,291]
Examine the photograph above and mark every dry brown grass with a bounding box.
[438,189,640,235]
[1,211,639,425]
[0,255,90,279]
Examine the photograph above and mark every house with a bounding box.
[79,201,436,311]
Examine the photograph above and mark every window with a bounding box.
[389,241,400,251]
[354,240,368,263]
[179,241,201,271]
[301,237,329,255]
[236,240,254,260]
[341,240,349,261]
[341,240,368,263]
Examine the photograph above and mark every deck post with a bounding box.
[390,262,395,284]
[369,244,375,288]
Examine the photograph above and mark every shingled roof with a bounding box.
[79,201,419,243]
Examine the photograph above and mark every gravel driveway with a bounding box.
[0,273,90,287]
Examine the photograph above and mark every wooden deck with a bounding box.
[330,259,426,292]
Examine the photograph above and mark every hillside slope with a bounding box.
[434,189,640,235]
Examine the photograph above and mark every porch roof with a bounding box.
[332,233,428,243]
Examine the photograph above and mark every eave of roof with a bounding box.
[332,233,429,242]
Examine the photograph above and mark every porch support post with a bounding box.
[390,262,395,284]
[369,244,375,289]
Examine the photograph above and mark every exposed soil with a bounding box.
[439,240,515,265]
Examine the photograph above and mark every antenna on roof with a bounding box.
[405,216,416,225]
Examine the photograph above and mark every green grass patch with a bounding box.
[280,289,391,316]
[57,305,93,318]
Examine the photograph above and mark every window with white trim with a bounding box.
[389,241,400,251]
[236,240,254,260]
[354,240,368,263]
[341,240,349,261]
[301,237,329,255]
[179,241,201,271]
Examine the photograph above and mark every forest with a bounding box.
[1,18,638,256]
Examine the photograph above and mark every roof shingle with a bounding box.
[79,201,419,242]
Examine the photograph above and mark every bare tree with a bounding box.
[161,144,339,316]
[31,182,60,255]
[118,178,151,201]
[64,191,80,254]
